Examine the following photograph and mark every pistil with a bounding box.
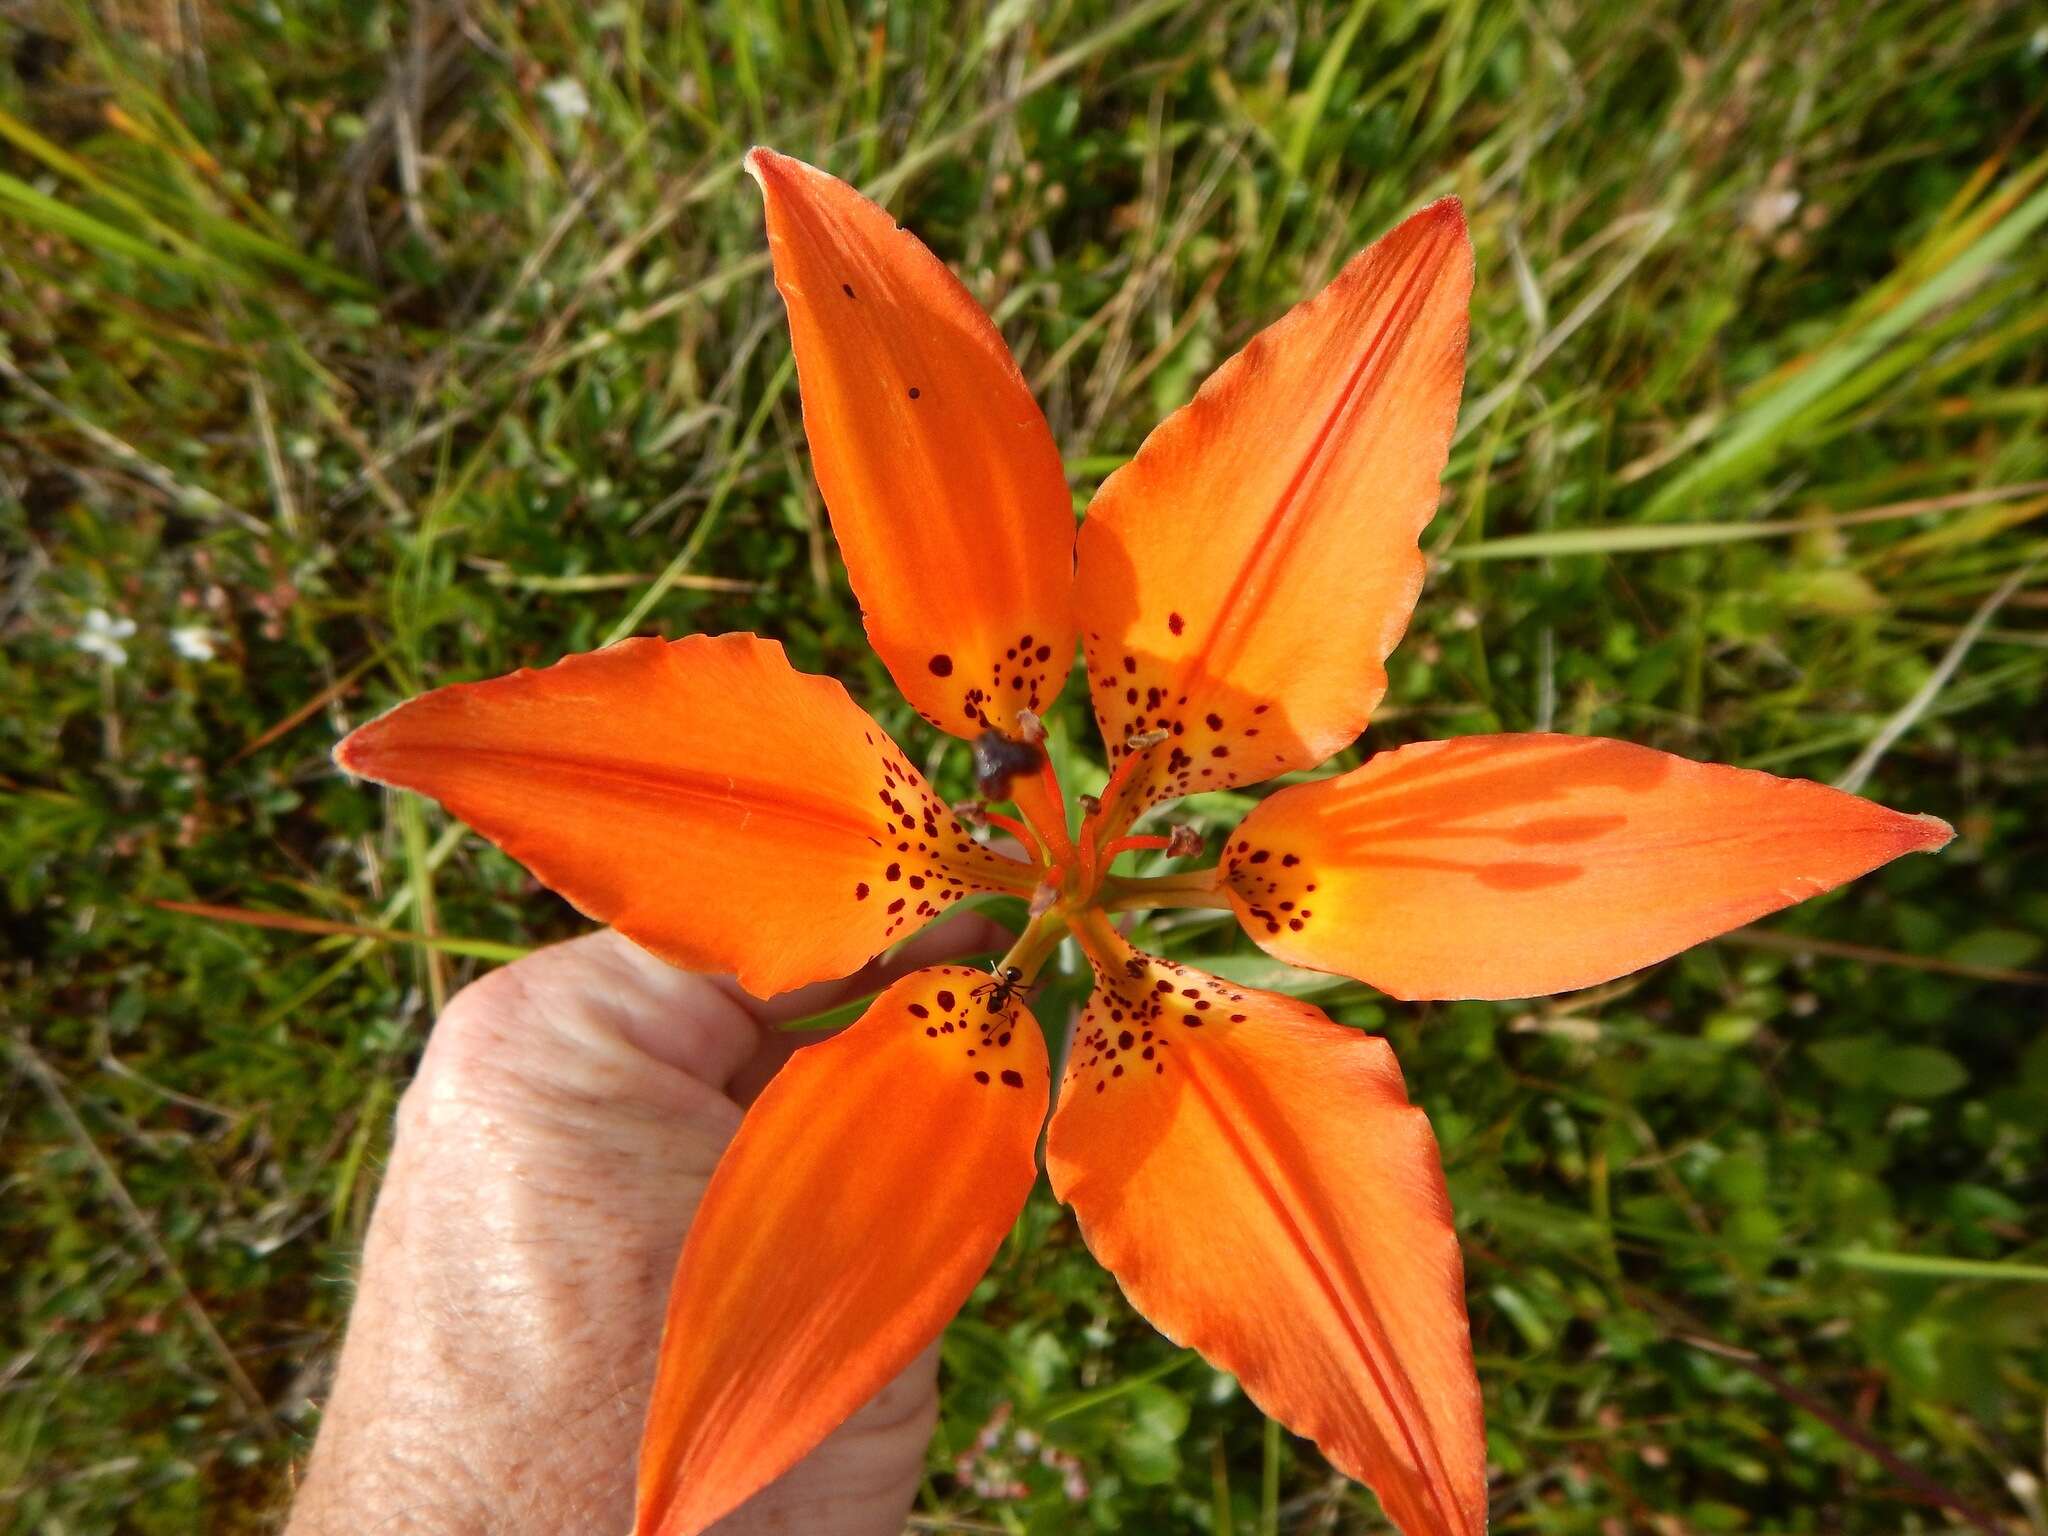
[1102,866,1228,912]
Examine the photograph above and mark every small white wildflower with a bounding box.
[1746,187,1803,237]
[540,77,591,122]
[77,608,137,667]
[171,625,218,662]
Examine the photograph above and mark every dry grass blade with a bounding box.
[153,900,528,962]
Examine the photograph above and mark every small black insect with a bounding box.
[973,963,1026,1014]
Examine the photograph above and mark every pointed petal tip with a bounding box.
[742,144,788,187]
[331,727,361,776]
[632,1498,714,1536]
[1421,193,1466,226]
[1904,810,1956,852]
[744,145,827,204]
[331,714,389,782]
[1416,197,1473,268]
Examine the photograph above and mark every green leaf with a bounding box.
[1809,1034,1883,1088]
[1942,928,2045,971]
[1113,1381,1190,1486]
[1874,1045,1969,1099]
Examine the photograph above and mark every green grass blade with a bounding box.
[1640,161,2048,517]
[1830,1250,2048,1284]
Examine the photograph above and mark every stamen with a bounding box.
[1098,834,1173,861]
[972,730,1043,800]
[1096,729,1168,821]
[978,809,1043,858]
[1097,825,1202,864]
[1078,734,1175,890]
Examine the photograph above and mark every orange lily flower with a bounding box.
[334,149,1952,1536]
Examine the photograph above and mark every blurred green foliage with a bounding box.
[3,0,2045,1530]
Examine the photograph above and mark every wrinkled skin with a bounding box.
[287,913,1006,1534]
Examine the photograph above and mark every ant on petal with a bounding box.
[972,963,1027,1014]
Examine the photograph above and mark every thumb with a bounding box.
[488,916,1007,1535]
[722,905,1017,1104]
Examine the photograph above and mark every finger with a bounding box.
[444,927,768,1096]
[720,1341,940,1536]
[730,906,1016,1025]
[725,907,1017,1104]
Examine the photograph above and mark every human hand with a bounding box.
[286,911,1007,1535]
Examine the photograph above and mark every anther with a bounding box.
[972,729,1043,799]
[1014,709,1048,745]
[1166,824,1204,859]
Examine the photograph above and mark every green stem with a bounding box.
[996,906,1070,985]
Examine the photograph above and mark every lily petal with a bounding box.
[335,634,1029,997]
[1075,199,1471,812]
[749,147,1076,738]
[634,965,1049,1536]
[1222,733,1954,1000]
[1047,924,1484,1536]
